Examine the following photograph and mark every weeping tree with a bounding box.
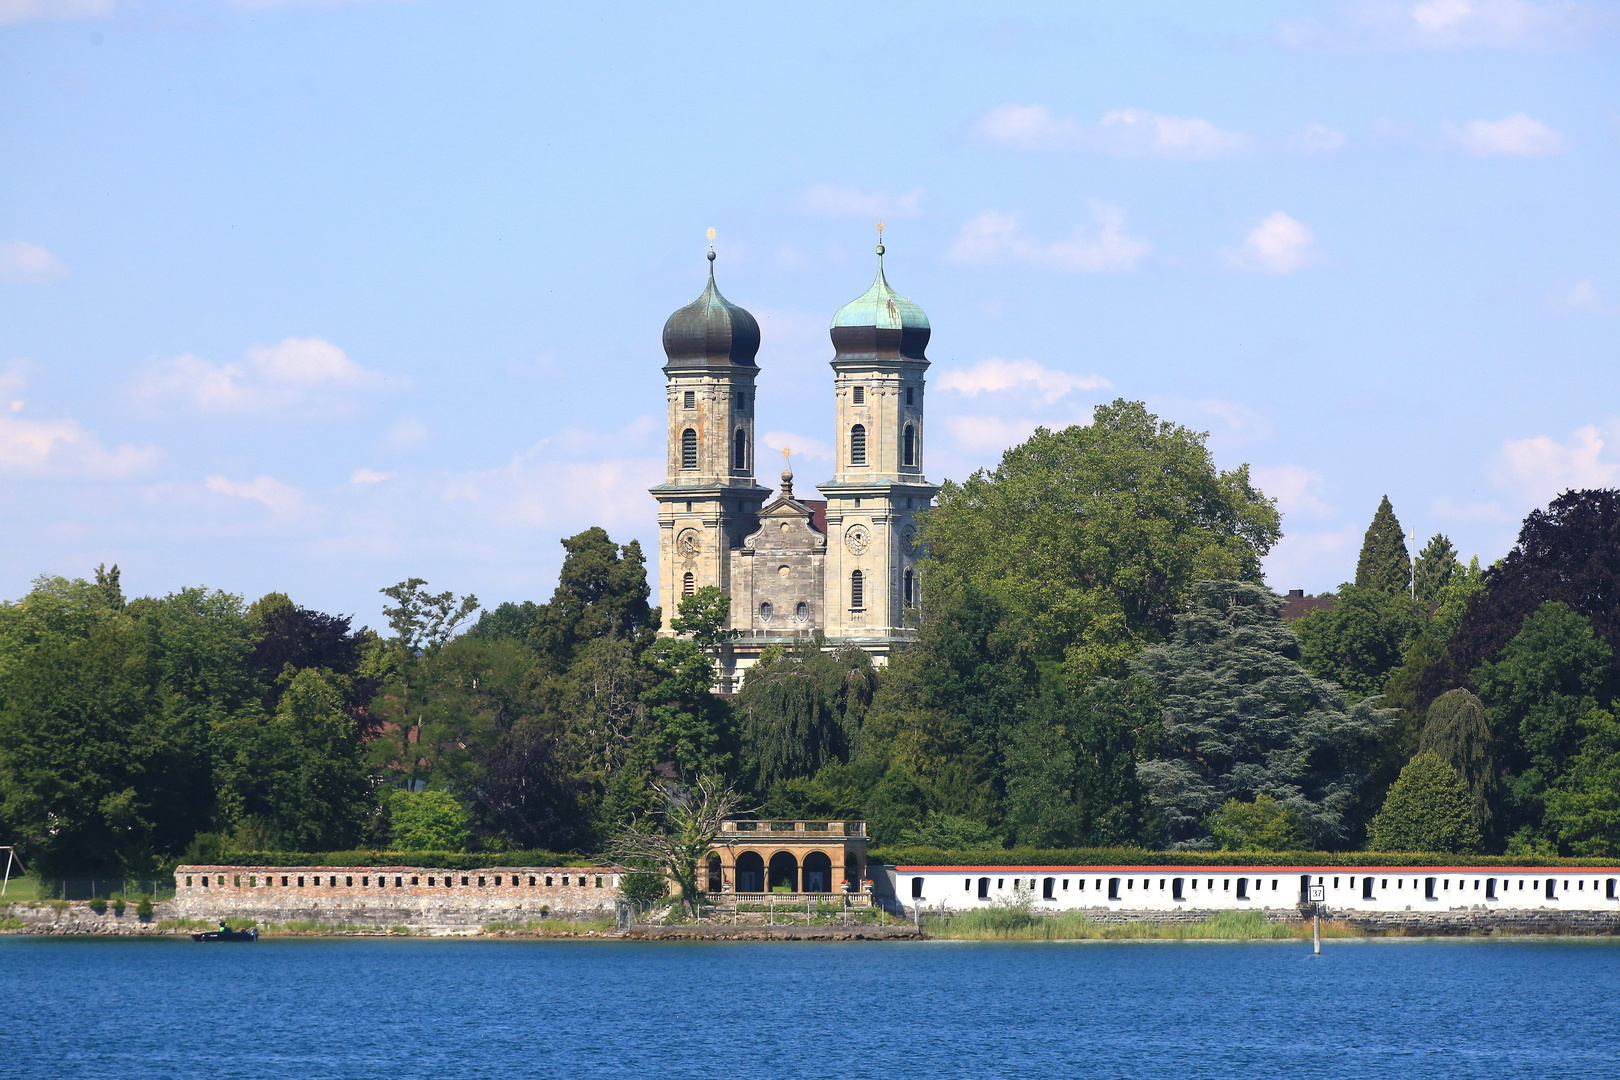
[607,774,750,916]
[1417,688,1496,840]
[737,639,876,790]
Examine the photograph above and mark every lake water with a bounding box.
[4,935,1619,1077]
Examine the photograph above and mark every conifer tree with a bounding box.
[1413,533,1460,605]
[1354,495,1412,595]
[1367,753,1481,853]
[1417,688,1496,838]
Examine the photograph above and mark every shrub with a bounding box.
[1207,795,1307,851]
[113,898,126,915]
[88,898,108,914]
[136,896,153,918]
[387,790,471,852]
[1368,754,1482,854]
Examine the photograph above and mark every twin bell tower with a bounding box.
[650,228,937,689]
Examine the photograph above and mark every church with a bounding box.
[649,237,937,690]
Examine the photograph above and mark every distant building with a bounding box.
[650,241,936,689]
[1281,588,1336,620]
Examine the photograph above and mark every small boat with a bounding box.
[191,924,259,942]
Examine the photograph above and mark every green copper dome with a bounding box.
[830,248,930,362]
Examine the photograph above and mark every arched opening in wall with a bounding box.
[1486,878,1497,900]
[735,851,764,893]
[1236,878,1249,900]
[978,877,990,899]
[681,428,697,469]
[903,568,914,607]
[734,428,747,470]
[1172,878,1184,900]
[1363,876,1376,900]
[850,424,866,466]
[903,424,915,466]
[1299,874,1312,902]
[795,601,808,623]
[682,572,695,596]
[1546,878,1557,900]
[707,854,722,894]
[767,852,799,893]
[1042,877,1055,900]
[802,851,832,893]
[1107,878,1120,900]
[1425,877,1437,900]
[850,570,864,610]
[911,876,924,900]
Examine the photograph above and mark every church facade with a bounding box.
[649,241,938,689]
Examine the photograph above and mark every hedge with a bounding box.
[176,850,611,870]
[867,846,1620,869]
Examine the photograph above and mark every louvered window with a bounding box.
[851,570,864,610]
[681,429,697,470]
[682,572,695,596]
[850,424,866,466]
[734,428,747,470]
[903,424,915,466]
[852,385,865,404]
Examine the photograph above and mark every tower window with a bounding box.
[682,572,695,596]
[850,570,864,610]
[759,601,772,622]
[852,386,865,405]
[850,424,866,466]
[736,392,748,410]
[904,568,914,606]
[681,428,697,470]
[903,424,915,467]
[796,601,808,622]
[683,390,695,409]
[906,386,914,407]
[734,428,747,470]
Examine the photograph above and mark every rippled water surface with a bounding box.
[5,935,1620,1077]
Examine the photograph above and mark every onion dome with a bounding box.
[662,250,760,369]
[830,242,930,362]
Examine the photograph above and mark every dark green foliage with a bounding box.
[379,578,480,653]
[737,640,874,789]
[1419,488,1620,710]
[1294,585,1426,702]
[469,600,543,644]
[643,588,736,779]
[1206,795,1307,851]
[897,814,1004,849]
[1135,581,1394,849]
[1002,678,1158,848]
[1543,709,1620,856]
[528,528,657,667]
[921,399,1281,683]
[1417,689,1496,837]
[1367,753,1481,854]
[1413,534,1460,605]
[194,849,597,869]
[617,862,670,903]
[865,846,1617,868]
[1354,495,1411,595]
[759,761,868,821]
[1475,601,1613,845]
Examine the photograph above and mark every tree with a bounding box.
[606,774,748,915]
[1294,585,1426,702]
[920,399,1281,683]
[1543,709,1620,856]
[388,789,470,851]
[468,713,583,852]
[1418,488,1620,709]
[1207,795,1307,852]
[1474,601,1612,843]
[1416,689,1496,838]
[643,588,736,779]
[528,528,657,666]
[1367,753,1481,853]
[379,578,480,654]
[247,592,379,727]
[1354,495,1411,595]
[1134,581,1393,849]
[1413,534,1461,605]
[737,639,875,789]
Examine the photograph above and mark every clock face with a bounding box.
[844,524,870,556]
[901,524,916,552]
[676,528,701,557]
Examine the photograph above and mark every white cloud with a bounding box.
[1,359,28,413]
[205,474,305,517]
[1251,464,1332,517]
[1449,113,1567,156]
[443,457,658,535]
[978,104,1250,160]
[1262,526,1363,592]
[0,0,113,26]
[943,415,1048,453]
[1555,279,1614,314]
[1195,399,1276,441]
[1288,123,1350,154]
[1494,424,1620,503]
[1280,0,1615,51]
[138,336,387,414]
[0,240,68,284]
[386,417,431,448]
[350,467,395,484]
[945,203,1150,273]
[0,415,158,478]
[798,184,925,219]
[1226,211,1320,273]
[937,359,1110,403]
[761,430,832,463]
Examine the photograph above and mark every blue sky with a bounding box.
[2,0,1616,628]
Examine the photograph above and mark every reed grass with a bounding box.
[928,907,1358,941]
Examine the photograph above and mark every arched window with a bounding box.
[903,568,914,606]
[682,572,695,596]
[903,424,915,466]
[850,424,866,466]
[795,601,808,622]
[681,428,697,470]
[850,569,864,610]
[759,601,772,622]
[734,428,747,470]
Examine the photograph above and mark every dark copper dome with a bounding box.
[661,251,760,369]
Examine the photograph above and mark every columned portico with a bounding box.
[707,820,869,899]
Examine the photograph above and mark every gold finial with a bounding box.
[876,220,885,256]
[782,446,792,462]
[706,227,716,264]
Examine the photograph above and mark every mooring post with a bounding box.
[1314,905,1321,955]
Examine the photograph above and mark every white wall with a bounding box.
[896,866,1620,913]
